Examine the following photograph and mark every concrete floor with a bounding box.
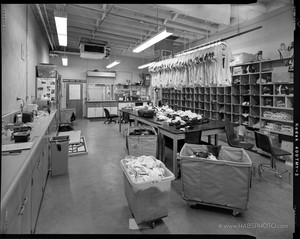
[35,118,294,238]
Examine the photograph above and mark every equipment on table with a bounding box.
[254,131,291,184]
[137,109,155,118]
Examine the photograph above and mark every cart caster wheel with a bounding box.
[232,211,240,216]
[151,221,155,228]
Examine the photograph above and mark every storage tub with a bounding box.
[179,143,252,213]
[120,159,175,224]
[127,126,157,157]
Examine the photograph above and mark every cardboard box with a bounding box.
[232,53,256,65]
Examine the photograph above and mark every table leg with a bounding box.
[173,138,178,178]
[119,112,122,132]
[215,134,218,145]
[208,135,212,144]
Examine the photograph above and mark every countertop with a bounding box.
[1,110,57,206]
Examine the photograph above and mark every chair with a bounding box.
[185,131,212,145]
[225,123,255,182]
[254,131,291,183]
[103,108,118,124]
[225,123,254,150]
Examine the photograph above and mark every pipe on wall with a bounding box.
[35,4,54,51]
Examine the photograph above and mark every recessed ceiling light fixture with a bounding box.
[106,60,121,68]
[133,29,173,53]
[54,11,67,46]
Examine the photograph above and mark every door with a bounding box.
[66,83,83,118]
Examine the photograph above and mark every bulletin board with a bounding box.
[36,78,56,101]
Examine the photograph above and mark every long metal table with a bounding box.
[119,108,226,177]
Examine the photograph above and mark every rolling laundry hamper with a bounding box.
[120,159,175,227]
[179,143,252,216]
[126,126,157,157]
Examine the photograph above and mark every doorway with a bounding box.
[66,83,83,118]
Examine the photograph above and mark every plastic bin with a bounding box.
[120,159,175,225]
[179,143,252,215]
[127,126,157,157]
[50,136,70,176]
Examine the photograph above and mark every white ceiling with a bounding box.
[31,1,293,59]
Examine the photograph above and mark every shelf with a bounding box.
[261,106,293,110]
[260,117,293,123]
[261,128,293,136]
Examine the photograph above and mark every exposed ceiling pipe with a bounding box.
[36,4,54,50]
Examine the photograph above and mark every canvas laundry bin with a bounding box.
[120,159,175,225]
[127,126,157,157]
[179,143,252,215]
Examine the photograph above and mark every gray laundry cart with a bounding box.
[179,143,252,216]
[120,158,175,227]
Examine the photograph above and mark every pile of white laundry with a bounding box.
[123,155,166,183]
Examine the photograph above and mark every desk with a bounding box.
[118,108,226,177]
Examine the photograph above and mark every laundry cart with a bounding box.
[120,157,175,228]
[179,143,252,216]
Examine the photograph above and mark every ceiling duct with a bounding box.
[79,43,110,60]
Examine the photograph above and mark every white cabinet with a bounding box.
[4,180,31,234]
[87,107,104,118]
[95,107,104,117]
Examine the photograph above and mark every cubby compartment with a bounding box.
[250,107,260,117]
[205,103,210,110]
[274,96,285,108]
[232,95,240,105]
[240,75,249,85]
[205,87,210,94]
[211,87,217,95]
[232,75,241,84]
[286,96,293,108]
[211,103,217,111]
[241,85,250,95]
[249,73,260,84]
[217,87,224,94]
[217,95,224,103]
[233,115,240,124]
[232,85,240,94]
[212,112,220,120]
[250,96,260,106]
[260,72,272,83]
[211,95,217,102]
[261,84,273,95]
[225,104,231,113]
[205,94,211,102]
[241,95,250,106]
[204,110,210,118]
[224,86,231,95]
[224,113,232,122]
[250,84,259,95]
[262,96,273,107]
[233,105,240,114]
[225,95,231,104]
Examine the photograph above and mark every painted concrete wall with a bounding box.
[176,6,294,60]
[1,4,49,116]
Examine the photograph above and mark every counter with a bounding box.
[86,100,148,118]
[1,110,57,204]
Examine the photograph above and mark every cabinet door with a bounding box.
[31,158,43,232]
[87,107,96,118]
[6,209,21,234]
[20,181,31,234]
[109,107,118,115]
[95,107,103,117]
[41,143,49,191]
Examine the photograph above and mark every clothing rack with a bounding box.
[176,26,262,57]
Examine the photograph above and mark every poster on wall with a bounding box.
[37,78,56,101]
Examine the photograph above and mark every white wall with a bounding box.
[1,4,49,116]
[177,6,294,60]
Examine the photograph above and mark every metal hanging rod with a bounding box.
[176,25,262,56]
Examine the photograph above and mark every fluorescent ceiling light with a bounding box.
[54,11,67,46]
[138,62,154,69]
[62,56,68,66]
[106,60,121,68]
[133,29,173,53]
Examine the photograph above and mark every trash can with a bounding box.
[50,136,70,176]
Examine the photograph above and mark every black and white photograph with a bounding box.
[1,2,298,238]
